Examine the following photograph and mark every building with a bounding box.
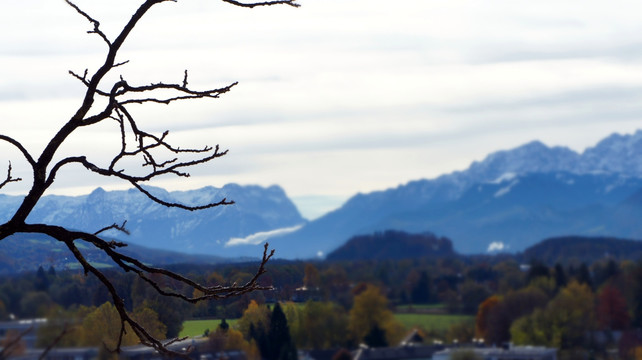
[0,318,47,349]
[433,346,557,360]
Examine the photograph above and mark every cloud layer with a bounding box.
[2,0,642,218]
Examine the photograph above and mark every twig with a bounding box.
[38,323,74,360]
[0,162,22,190]
[0,0,295,355]
[94,221,130,236]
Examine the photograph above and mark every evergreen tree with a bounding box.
[363,324,388,348]
[577,263,593,289]
[249,322,269,358]
[526,261,549,284]
[34,266,50,292]
[631,263,642,328]
[268,303,297,360]
[554,263,567,290]
[411,271,431,304]
[218,318,229,332]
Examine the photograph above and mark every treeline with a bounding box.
[3,255,642,358]
[475,259,642,359]
[2,256,638,322]
[207,284,405,360]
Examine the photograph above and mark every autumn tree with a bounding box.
[81,302,139,348]
[475,295,500,340]
[510,281,596,350]
[348,284,404,346]
[238,300,271,340]
[296,301,349,350]
[597,283,630,331]
[36,305,94,348]
[0,329,28,359]
[303,263,320,289]
[0,0,298,355]
[482,286,549,346]
[207,327,260,360]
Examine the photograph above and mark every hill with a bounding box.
[325,230,456,261]
[271,130,642,258]
[522,236,642,265]
[0,233,235,275]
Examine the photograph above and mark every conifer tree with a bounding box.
[363,324,388,348]
[268,303,298,360]
[411,271,431,304]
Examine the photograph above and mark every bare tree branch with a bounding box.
[0,162,22,190]
[17,222,273,357]
[0,325,32,359]
[221,0,300,8]
[64,0,111,46]
[0,135,36,166]
[38,324,74,360]
[0,0,296,354]
[94,221,130,236]
[130,181,235,211]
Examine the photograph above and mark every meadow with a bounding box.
[180,312,473,338]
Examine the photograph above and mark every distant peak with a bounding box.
[583,130,642,156]
[89,187,106,195]
[519,140,547,149]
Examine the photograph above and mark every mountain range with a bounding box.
[0,184,305,258]
[269,130,642,257]
[4,130,642,261]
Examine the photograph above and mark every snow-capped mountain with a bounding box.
[0,184,305,257]
[6,130,642,260]
[270,130,642,258]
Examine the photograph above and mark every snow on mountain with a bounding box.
[272,130,642,258]
[1,184,305,257]
[465,140,580,182]
[6,130,642,260]
[579,130,642,175]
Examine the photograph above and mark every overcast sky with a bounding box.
[2,0,642,219]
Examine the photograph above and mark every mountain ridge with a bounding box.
[271,130,642,258]
[0,184,305,258]
[4,130,642,260]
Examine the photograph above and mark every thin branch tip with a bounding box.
[3,0,294,354]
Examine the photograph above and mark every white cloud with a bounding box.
[3,0,642,220]
[224,224,304,247]
[487,242,508,252]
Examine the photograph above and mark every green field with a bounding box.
[180,319,239,338]
[395,303,446,312]
[394,313,473,331]
[181,312,471,338]
[66,261,113,270]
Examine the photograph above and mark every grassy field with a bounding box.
[394,313,473,331]
[181,310,471,338]
[180,319,239,338]
[395,303,446,312]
